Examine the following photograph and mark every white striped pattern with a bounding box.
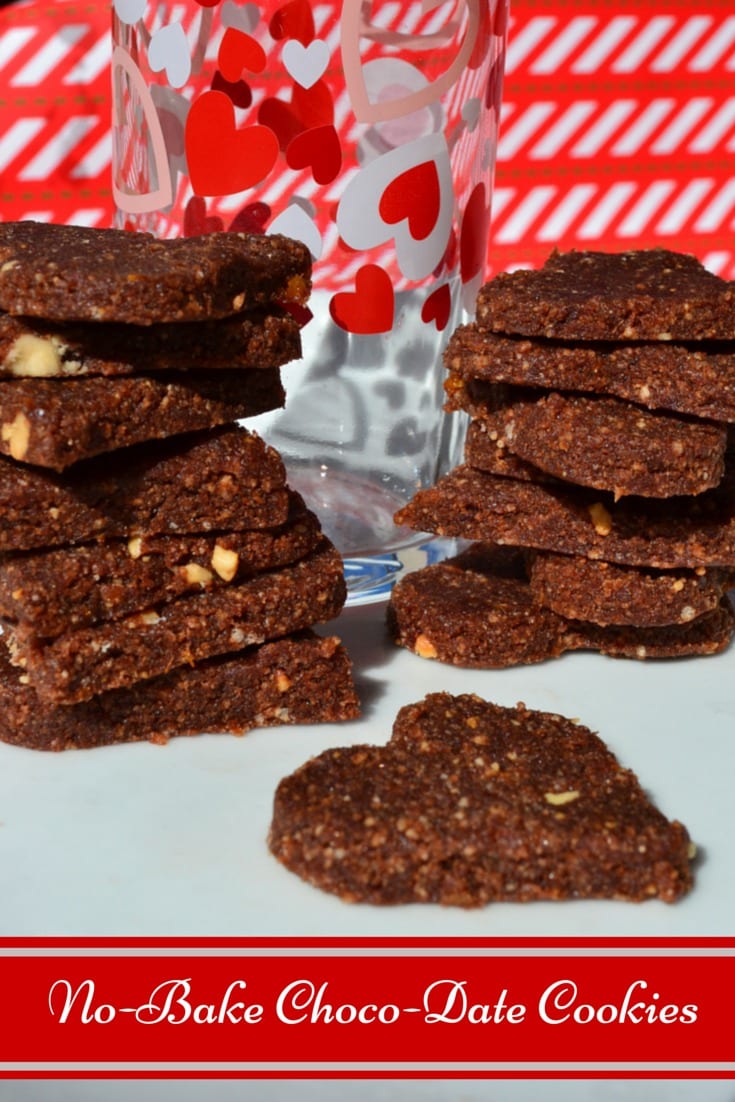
[504,13,735,74]
[490,178,735,246]
[10,24,89,86]
[498,97,735,161]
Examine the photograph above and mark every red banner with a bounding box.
[1,939,734,1077]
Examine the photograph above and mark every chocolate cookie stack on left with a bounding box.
[0,221,358,750]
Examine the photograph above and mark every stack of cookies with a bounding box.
[389,248,735,667]
[0,221,358,749]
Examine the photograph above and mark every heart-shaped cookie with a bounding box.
[269,691,693,906]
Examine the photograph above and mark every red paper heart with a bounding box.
[258,97,304,152]
[183,196,225,236]
[218,27,266,81]
[330,265,394,334]
[229,201,271,233]
[421,283,451,331]
[460,181,489,283]
[269,0,314,44]
[286,124,341,185]
[211,70,252,110]
[185,91,279,196]
[379,161,441,242]
[291,79,334,128]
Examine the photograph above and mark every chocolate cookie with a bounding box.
[0,631,359,751]
[4,537,346,704]
[386,544,564,667]
[0,492,321,637]
[501,391,727,499]
[394,465,735,570]
[464,416,555,483]
[0,222,311,324]
[456,383,727,497]
[269,692,693,906]
[566,601,735,659]
[528,551,732,627]
[0,309,301,378]
[474,248,735,341]
[0,369,285,469]
[445,326,735,424]
[0,425,289,552]
[387,544,735,666]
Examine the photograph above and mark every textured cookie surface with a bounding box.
[528,551,732,627]
[0,369,285,469]
[445,326,735,424]
[0,310,301,377]
[4,538,346,704]
[387,545,564,667]
[0,631,359,751]
[0,425,289,552]
[0,492,321,637]
[0,222,310,324]
[394,465,735,570]
[474,248,735,341]
[387,544,735,666]
[500,391,727,499]
[269,692,693,906]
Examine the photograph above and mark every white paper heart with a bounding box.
[113,0,147,24]
[221,1,259,34]
[337,132,453,282]
[282,39,330,90]
[148,23,191,90]
[269,204,323,260]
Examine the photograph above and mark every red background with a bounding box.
[2,0,735,276]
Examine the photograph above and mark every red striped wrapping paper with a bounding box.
[1,0,734,276]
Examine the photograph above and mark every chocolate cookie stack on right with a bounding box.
[0,221,359,749]
[390,249,735,667]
